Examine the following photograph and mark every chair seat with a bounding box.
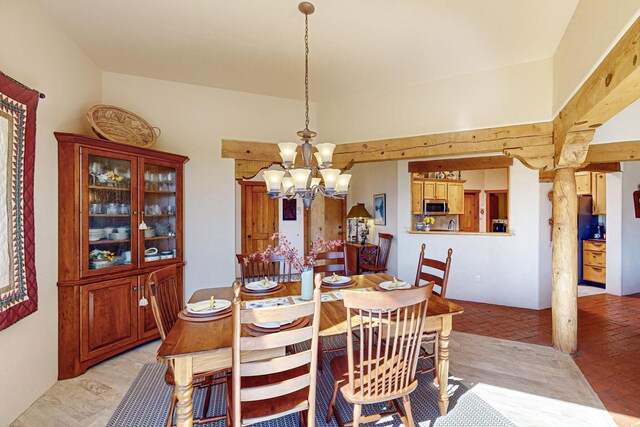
[235,366,310,424]
[360,263,387,273]
[330,352,418,404]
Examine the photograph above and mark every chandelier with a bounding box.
[263,2,351,209]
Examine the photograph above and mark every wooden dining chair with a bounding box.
[327,285,434,427]
[147,265,229,426]
[313,245,347,276]
[413,243,453,377]
[236,254,293,284]
[360,233,393,274]
[229,275,322,427]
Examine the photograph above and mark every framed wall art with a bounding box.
[282,198,297,221]
[373,193,386,225]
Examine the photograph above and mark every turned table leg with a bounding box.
[437,316,452,416]
[174,356,194,427]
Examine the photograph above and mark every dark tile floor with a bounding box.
[451,293,640,427]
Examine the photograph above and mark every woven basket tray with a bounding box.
[86,104,160,148]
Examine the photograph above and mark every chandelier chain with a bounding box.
[304,12,310,131]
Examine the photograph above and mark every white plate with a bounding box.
[245,280,277,291]
[253,319,294,329]
[379,281,412,290]
[322,275,351,285]
[186,299,231,315]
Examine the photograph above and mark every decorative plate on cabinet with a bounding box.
[86,104,160,148]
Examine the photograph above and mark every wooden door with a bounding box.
[460,191,480,232]
[305,197,347,253]
[81,277,137,361]
[241,182,278,253]
[137,275,159,340]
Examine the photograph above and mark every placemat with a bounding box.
[178,306,232,322]
[240,282,286,296]
[243,316,310,336]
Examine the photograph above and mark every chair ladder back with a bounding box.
[236,254,293,285]
[147,264,180,341]
[342,285,433,402]
[232,276,322,426]
[376,233,393,268]
[414,244,453,298]
[314,245,346,275]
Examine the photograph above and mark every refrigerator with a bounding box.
[577,196,598,283]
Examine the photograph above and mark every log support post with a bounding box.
[551,167,578,353]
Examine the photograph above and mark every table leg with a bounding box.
[174,356,194,427]
[437,316,452,416]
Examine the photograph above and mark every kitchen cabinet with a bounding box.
[410,177,465,215]
[592,173,606,215]
[575,172,591,195]
[583,240,606,284]
[56,132,188,379]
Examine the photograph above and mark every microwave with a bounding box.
[423,199,449,215]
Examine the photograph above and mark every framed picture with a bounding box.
[373,193,386,225]
[282,198,297,221]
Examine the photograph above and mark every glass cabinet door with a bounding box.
[82,150,138,276]
[140,160,178,266]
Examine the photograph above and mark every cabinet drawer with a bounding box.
[583,265,606,284]
[583,250,605,267]
[583,240,606,252]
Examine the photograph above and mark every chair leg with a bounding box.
[318,336,324,371]
[353,403,362,427]
[202,377,213,418]
[326,381,340,422]
[166,393,177,427]
[402,395,415,427]
[299,409,308,427]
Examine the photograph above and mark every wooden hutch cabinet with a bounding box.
[56,132,188,379]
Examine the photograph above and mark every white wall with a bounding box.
[347,161,399,277]
[102,72,311,297]
[397,161,543,309]
[0,0,102,425]
[621,162,640,295]
[553,0,640,114]
[538,183,553,308]
[319,59,553,142]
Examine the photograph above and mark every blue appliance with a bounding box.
[577,195,599,284]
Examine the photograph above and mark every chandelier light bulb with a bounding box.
[320,168,341,192]
[282,176,295,193]
[278,142,298,165]
[315,143,336,165]
[289,168,311,191]
[336,173,352,193]
[263,170,285,193]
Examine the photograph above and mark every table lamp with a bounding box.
[346,203,372,243]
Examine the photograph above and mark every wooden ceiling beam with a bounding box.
[539,162,622,183]
[222,122,552,167]
[554,17,640,167]
[585,140,640,163]
[408,155,512,173]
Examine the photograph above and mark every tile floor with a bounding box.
[452,293,640,427]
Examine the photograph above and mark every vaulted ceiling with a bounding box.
[36,0,579,101]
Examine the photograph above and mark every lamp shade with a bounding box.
[289,168,311,190]
[263,170,285,193]
[336,173,352,193]
[320,168,340,191]
[278,142,298,165]
[310,177,321,188]
[346,203,371,219]
[314,152,323,166]
[282,176,295,193]
[315,143,335,164]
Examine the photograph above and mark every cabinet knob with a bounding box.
[133,211,138,215]
[133,286,138,291]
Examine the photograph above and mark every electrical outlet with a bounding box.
[474,275,481,283]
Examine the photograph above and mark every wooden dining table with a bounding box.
[157,273,464,427]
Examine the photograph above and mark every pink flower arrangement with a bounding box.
[244,232,343,272]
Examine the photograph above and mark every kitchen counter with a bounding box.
[408,230,512,236]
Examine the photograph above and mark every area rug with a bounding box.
[108,338,515,427]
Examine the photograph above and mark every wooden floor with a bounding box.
[453,292,640,427]
[10,331,615,426]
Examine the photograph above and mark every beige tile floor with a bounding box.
[10,332,614,426]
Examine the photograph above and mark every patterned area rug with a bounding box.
[108,337,515,426]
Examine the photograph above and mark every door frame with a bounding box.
[461,190,481,232]
[485,189,508,232]
[240,181,278,254]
